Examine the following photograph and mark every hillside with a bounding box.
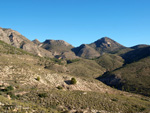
[131,44,149,49]
[97,46,150,96]
[121,46,150,64]
[72,44,100,59]
[0,39,150,112]
[98,56,150,96]
[95,53,124,71]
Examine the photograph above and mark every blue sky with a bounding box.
[0,0,150,47]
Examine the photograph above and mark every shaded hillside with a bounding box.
[122,46,150,64]
[114,48,133,56]
[72,44,100,59]
[131,44,149,49]
[0,27,53,58]
[89,37,126,54]
[95,53,124,71]
[98,56,150,96]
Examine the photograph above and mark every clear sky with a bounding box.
[0,0,150,47]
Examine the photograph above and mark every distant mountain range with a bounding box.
[0,27,141,59]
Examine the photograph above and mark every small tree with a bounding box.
[70,78,77,85]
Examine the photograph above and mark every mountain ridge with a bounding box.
[1,27,150,60]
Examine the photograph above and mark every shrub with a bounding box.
[36,76,40,81]
[6,86,14,91]
[67,59,80,64]
[7,92,17,99]
[38,93,47,98]
[70,78,77,84]
[111,98,118,101]
[57,86,63,90]
[1,85,14,92]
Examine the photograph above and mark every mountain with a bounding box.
[72,44,100,59]
[41,39,74,55]
[0,39,150,112]
[71,37,126,59]
[89,37,126,54]
[0,27,150,112]
[0,27,53,58]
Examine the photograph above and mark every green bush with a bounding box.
[67,59,80,64]
[7,92,17,99]
[36,76,40,81]
[57,86,63,90]
[1,85,14,92]
[38,93,47,98]
[7,86,14,91]
[70,78,77,84]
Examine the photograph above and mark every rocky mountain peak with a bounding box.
[93,37,116,47]
[89,37,125,53]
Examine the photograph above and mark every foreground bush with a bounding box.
[70,78,77,84]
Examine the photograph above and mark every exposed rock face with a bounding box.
[89,37,125,54]
[0,28,12,44]
[0,27,53,58]
[72,44,100,59]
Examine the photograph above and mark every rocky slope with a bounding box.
[0,27,53,58]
